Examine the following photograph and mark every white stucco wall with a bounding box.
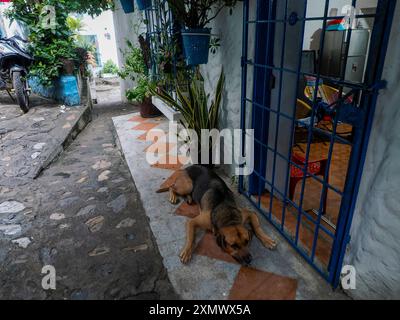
[112,2,145,102]
[80,10,119,67]
[343,2,400,300]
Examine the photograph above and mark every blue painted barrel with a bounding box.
[57,75,80,106]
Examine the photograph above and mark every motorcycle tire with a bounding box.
[12,71,29,113]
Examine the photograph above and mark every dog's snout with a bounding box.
[234,253,252,266]
[243,253,252,265]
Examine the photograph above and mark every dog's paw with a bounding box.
[169,194,179,205]
[262,238,277,250]
[179,247,192,264]
[169,198,179,205]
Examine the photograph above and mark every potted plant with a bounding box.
[120,0,135,13]
[150,69,225,164]
[167,0,237,66]
[119,40,161,118]
[136,0,152,10]
[126,76,161,117]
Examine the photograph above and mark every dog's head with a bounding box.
[216,225,253,265]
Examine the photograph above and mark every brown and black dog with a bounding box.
[158,165,277,265]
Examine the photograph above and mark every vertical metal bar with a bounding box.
[239,0,250,193]
[279,0,308,232]
[257,0,274,211]
[254,0,264,209]
[310,0,358,263]
[295,0,330,246]
[268,0,288,226]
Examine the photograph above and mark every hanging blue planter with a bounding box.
[120,0,134,14]
[181,28,211,66]
[136,0,152,10]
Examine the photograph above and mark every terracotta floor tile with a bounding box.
[131,122,159,132]
[194,231,237,264]
[151,155,184,171]
[137,132,148,141]
[228,267,298,300]
[175,202,200,219]
[128,115,146,123]
[144,142,176,155]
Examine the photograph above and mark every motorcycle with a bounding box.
[0,35,33,113]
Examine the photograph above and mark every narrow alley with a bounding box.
[0,81,177,299]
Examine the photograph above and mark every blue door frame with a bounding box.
[239,0,396,287]
[248,0,276,195]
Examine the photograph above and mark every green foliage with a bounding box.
[6,0,112,86]
[119,41,155,104]
[102,59,119,74]
[118,41,147,80]
[150,69,225,137]
[126,76,156,104]
[167,0,237,29]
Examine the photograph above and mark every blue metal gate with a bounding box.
[239,0,395,286]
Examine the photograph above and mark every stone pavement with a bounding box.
[0,84,177,299]
[0,91,91,183]
[112,112,349,300]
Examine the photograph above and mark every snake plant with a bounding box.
[149,69,225,138]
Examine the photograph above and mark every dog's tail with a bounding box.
[156,187,170,193]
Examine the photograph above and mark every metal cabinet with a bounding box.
[321,29,370,83]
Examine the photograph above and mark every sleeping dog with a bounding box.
[158,165,277,265]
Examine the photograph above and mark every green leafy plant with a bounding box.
[126,76,156,104]
[150,69,225,137]
[6,0,112,86]
[167,0,238,29]
[118,41,147,80]
[102,59,119,75]
[118,40,156,104]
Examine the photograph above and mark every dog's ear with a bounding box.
[216,233,226,249]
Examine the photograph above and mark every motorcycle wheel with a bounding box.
[12,71,30,113]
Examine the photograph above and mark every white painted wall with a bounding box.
[112,1,145,102]
[80,10,119,67]
[343,1,400,300]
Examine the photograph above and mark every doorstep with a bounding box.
[112,112,348,300]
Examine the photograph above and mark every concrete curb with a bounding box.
[31,80,93,179]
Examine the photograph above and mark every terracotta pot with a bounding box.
[140,97,162,118]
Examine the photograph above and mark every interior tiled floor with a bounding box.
[247,122,352,270]
[255,192,333,268]
[293,123,352,226]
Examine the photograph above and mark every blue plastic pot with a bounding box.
[136,0,152,10]
[120,0,134,14]
[181,28,211,66]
